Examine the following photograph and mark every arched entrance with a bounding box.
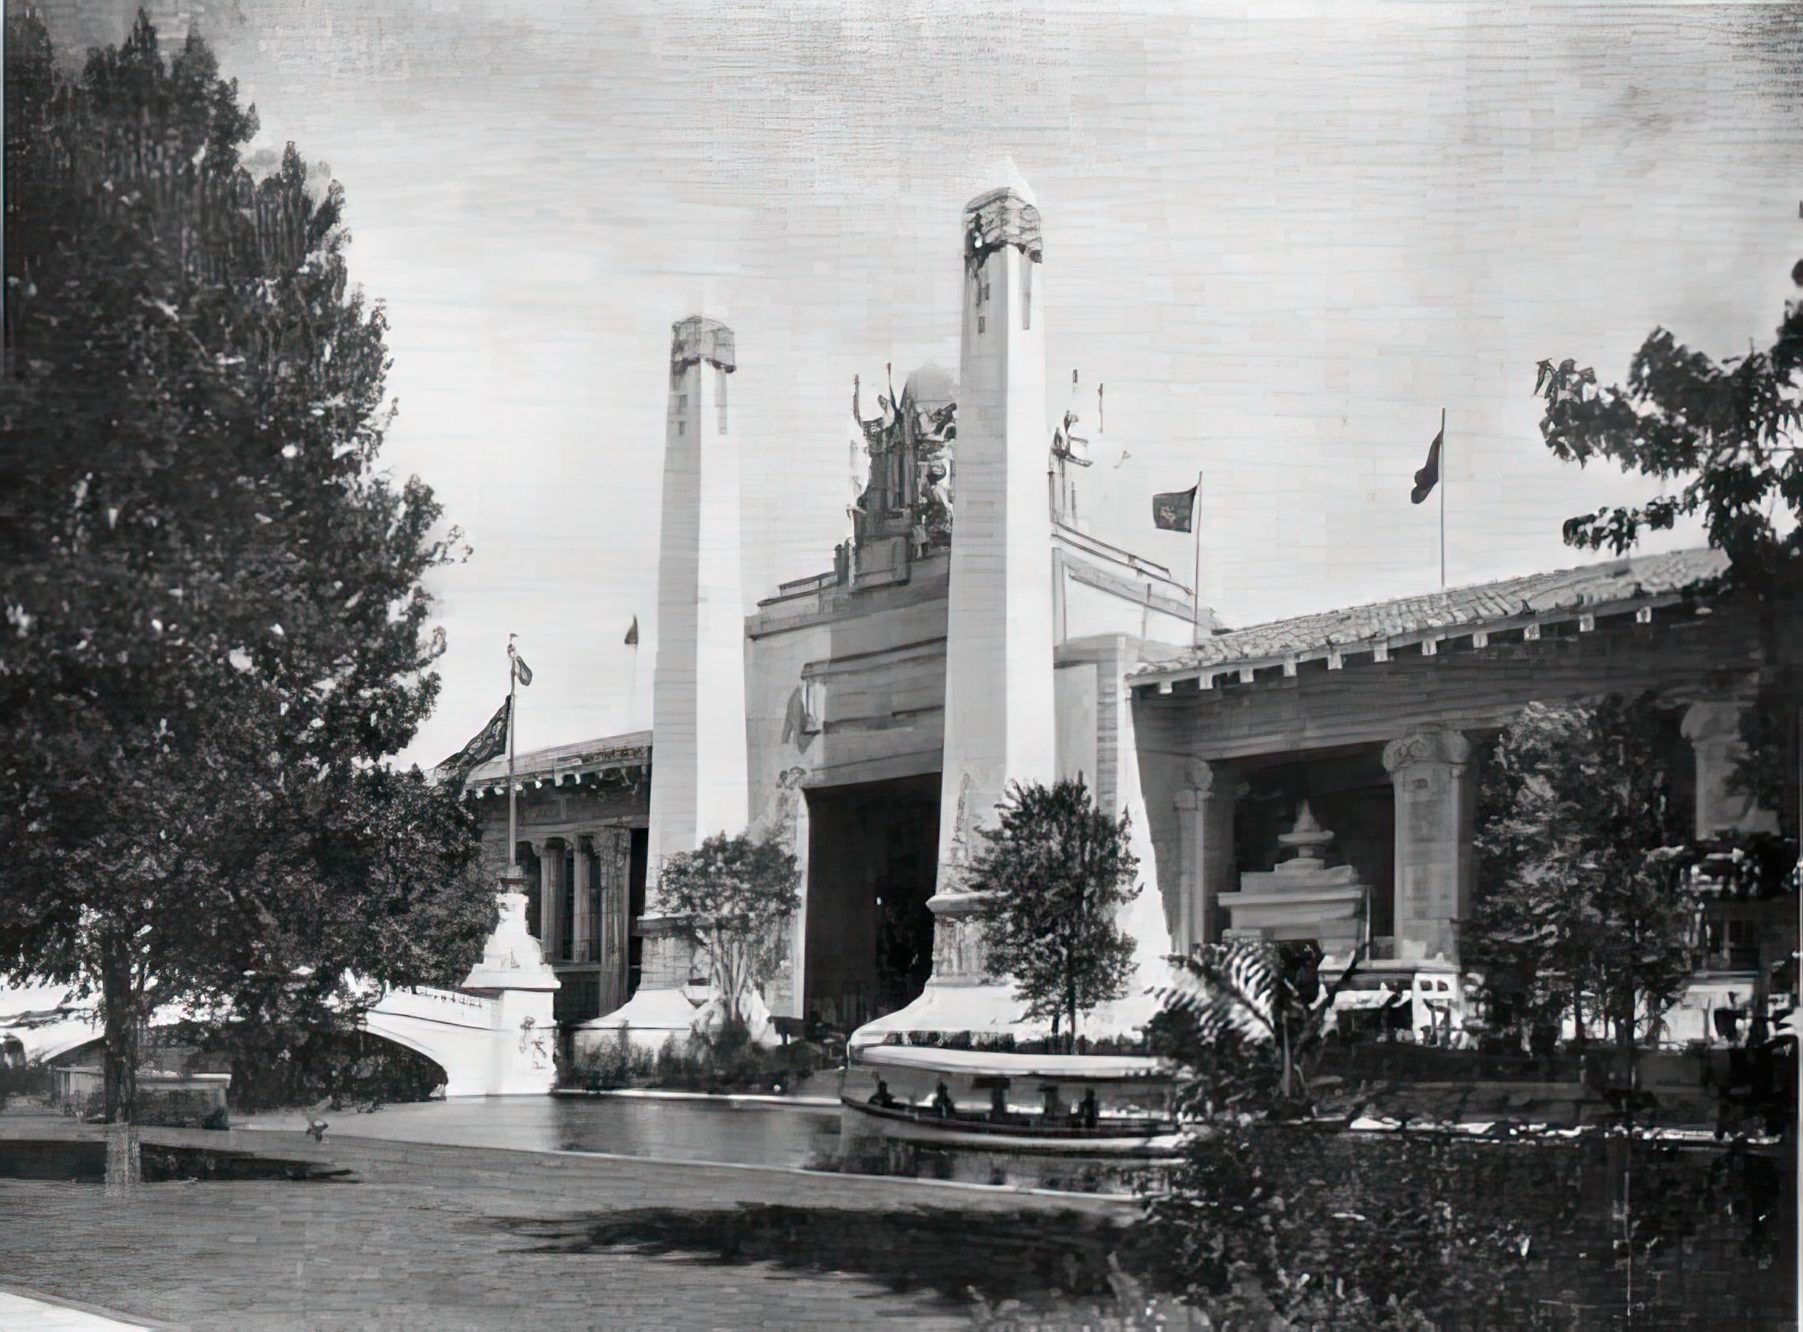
[804,774,939,1031]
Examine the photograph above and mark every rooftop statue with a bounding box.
[848,363,958,559]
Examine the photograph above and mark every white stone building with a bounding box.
[456,168,1798,1055]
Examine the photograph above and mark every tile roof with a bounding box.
[1132,547,1728,681]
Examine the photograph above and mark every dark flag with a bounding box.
[1411,428,1443,505]
[624,615,639,646]
[438,697,511,785]
[1153,484,1198,533]
[512,652,534,686]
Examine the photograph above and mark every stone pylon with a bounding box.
[586,317,748,1048]
[852,163,1059,1046]
[456,869,561,1093]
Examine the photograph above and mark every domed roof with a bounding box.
[902,361,957,412]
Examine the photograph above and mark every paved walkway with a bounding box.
[0,1114,1128,1330]
[0,1288,157,1330]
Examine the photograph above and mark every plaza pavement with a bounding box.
[0,1287,160,1330]
[0,1111,1130,1330]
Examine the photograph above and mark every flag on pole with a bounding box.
[437,697,511,784]
[1153,484,1199,532]
[512,652,534,686]
[624,615,639,646]
[1411,427,1444,505]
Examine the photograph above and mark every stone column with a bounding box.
[539,841,564,963]
[581,317,747,1051]
[1381,729,1474,964]
[572,837,595,963]
[597,829,630,1015]
[852,164,1055,1049]
[1681,700,1779,837]
[522,840,547,942]
[1175,762,1240,954]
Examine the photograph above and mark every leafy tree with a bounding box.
[971,778,1139,1053]
[1463,696,1696,1052]
[0,12,492,1177]
[658,832,801,1039]
[1535,270,1802,596]
[1535,266,1802,839]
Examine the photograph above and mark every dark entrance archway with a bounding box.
[804,774,940,1032]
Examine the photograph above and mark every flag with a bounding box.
[624,616,639,646]
[437,697,510,784]
[512,652,534,686]
[1411,428,1443,505]
[1153,484,1198,533]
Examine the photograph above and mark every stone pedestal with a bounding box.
[1218,803,1367,953]
[1381,729,1473,964]
[581,914,703,1051]
[459,873,560,1095]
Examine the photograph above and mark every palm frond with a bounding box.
[1157,936,1278,1044]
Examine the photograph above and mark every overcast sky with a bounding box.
[33,0,1803,770]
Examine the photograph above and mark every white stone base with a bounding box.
[849,981,1046,1053]
[575,985,701,1053]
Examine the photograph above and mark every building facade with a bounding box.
[457,168,1798,1052]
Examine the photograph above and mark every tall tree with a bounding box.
[971,778,1140,1053]
[0,13,493,1183]
[1463,696,1696,1052]
[658,832,801,1041]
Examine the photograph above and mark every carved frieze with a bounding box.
[963,188,1043,271]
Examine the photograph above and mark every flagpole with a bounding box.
[506,637,518,872]
[1439,408,1447,590]
[1192,470,1204,646]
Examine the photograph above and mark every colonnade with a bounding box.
[517,829,634,1016]
[1172,698,1774,966]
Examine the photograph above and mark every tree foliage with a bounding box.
[1153,936,1360,1115]
[1536,264,1803,842]
[658,832,801,1036]
[1464,696,1696,1050]
[971,778,1140,1052]
[0,13,493,1128]
[1534,269,1803,599]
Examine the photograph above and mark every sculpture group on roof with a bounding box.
[851,363,957,557]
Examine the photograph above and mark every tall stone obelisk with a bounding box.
[583,316,748,1048]
[853,163,1059,1045]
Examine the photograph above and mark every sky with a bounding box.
[25,0,1803,770]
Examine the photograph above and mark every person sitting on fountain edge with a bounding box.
[931,1079,955,1118]
[868,1079,898,1109]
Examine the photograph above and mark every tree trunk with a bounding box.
[1065,976,1079,1056]
[100,932,142,1196]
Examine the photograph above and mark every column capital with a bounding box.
[1185,759,1243,801]
[1680,698,1749,746]
[1382,728,1472,775]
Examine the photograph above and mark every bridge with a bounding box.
[0,888,561,1098]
